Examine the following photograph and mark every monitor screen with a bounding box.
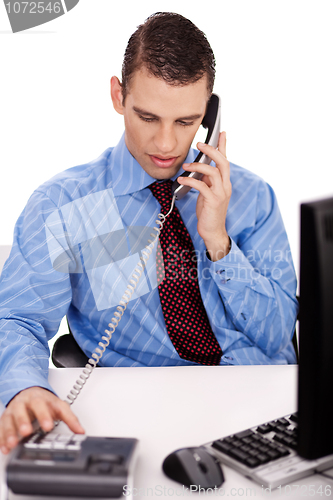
[297,196,333,459]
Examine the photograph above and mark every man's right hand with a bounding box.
[0,386,85,454]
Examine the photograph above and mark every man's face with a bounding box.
[111,69,209,180]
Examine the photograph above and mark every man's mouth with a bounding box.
[149,155,178,168]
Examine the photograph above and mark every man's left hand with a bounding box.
[177,131,232,262]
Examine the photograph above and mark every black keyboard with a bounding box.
[207,413,333,488]
[205,412,333,488]
[211,413,298,469]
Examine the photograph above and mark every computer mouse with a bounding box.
[162,446,224,489]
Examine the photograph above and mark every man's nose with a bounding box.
[154,124,177,154]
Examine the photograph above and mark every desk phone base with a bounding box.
[6,431,138,498]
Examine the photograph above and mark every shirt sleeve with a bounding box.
[206,180,298,359]
[0,190,72,406]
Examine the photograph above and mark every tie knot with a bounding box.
[148,179,173,210]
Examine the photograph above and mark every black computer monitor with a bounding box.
[297,196,333,459]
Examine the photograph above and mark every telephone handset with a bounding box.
[172,93,221,200]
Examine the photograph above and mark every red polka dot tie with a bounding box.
[149,180,223,365]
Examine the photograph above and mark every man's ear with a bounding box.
[110,76,124,115]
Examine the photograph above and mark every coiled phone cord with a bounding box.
[64,196,176,406]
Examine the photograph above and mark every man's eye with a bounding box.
[139,115,155,123]
[178,121,195,127]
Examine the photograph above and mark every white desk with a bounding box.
[0,245,11,272]
[1,365,332,499]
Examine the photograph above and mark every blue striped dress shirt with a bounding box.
[0,134,298,406]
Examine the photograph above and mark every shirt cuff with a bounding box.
[0,371,57,407]
[205,238,260,292]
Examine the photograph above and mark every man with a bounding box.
[0,12,298,454]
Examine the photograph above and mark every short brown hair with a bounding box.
[121,12,215,100]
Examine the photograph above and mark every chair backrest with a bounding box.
[51,332,89,368]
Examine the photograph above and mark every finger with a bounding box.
[182,163,223,191]
[0,439,9,455]
[182,162,218,175]
[218,131,227,159]
[14,401,35,438]
[0,424,6,453]
[29,397,56,432]
[197,139,228,166]
[0,413,20,452]
[201,174,212,188]
[197,139,230,186]
[177,175,214,199]
[52,400,85,434]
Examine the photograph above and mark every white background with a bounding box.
[1,0,333,279]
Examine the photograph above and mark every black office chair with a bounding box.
[52,331,89,368]
[52,297,300,367]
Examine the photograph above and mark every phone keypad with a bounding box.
[23,432,86,451]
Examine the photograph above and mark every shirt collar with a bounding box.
[109,133,198,197]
